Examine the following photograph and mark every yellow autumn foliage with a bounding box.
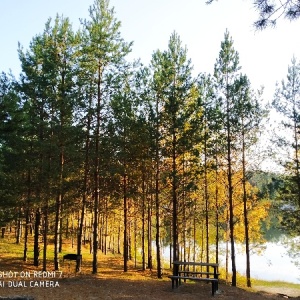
[205,168,270,244]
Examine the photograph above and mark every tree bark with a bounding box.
[155,95,162,278]
[141,166,146,271]
[242,126,251,287]
[42,202,48,271]
[172,126,178,276]
[23,169,31,262]
[215,154,219,267]
[92,63,102,274]
[33,209,41,267]
[147,189,153,270]
[123,172,128,272]
[226,78,237,287]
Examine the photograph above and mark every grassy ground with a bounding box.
[252,279,300,290]
[251,279,300,298]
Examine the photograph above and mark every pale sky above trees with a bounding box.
[0,0,299,101]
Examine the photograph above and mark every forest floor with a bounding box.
[0,251,300,300]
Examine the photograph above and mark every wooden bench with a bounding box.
[170,261,219,296]
[168,275,218,296]
[63,254,82,263]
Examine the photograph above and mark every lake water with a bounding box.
[228,241,300,284]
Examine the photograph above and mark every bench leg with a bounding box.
[211,281,218,296]
[171,278,179,289]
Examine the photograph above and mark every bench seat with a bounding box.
[168,275,218,296]
[178,271,219,276]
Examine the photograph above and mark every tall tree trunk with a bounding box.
[182,156,187,264]
[193,203,196,264]
[134,215,137,268]
[59,215,63,253]
[43,148,53,271]
[23,213,29,261]
[43,201,48,271]
[155,96,162,278]
[226,82,237,287]
[77,183,87,272]
[200,220,204,262]
[204,128,210,271]
[147,189,153,270]
[215,154,219,266]
[172,126,178,276]
[242,127,251,287]
[104,199,108,255]
[54,56,67,270]
[118,222,121,254]
[141,166,146,271]
[128,219,132,261]
[292,96,300,206]
[16,211,22,244]
[155,160,162,278]
[23,169,31,261]
[93,64,102,274]
[225,210,229,283]
[99,214,103,252]
[123,172,128,272]
[170,224,172,269]
[33,208,41,266]
[54,192,62,270]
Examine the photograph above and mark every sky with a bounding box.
[0,0,299,104]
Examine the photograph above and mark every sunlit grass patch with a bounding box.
[252,278,300,289]
[0,237,24,255]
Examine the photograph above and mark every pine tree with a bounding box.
[151,32,197,277]
[214,30,241,287]
[235,74,266,287]
[197,74,218,268]
[0,72,24,232]
[18,15,79,270]
[272,56,300,236]
[108,66,140,271]
[80,0,132,273]
[18,30,54,267]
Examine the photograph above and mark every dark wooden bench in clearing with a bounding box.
[63,254,83,272]
[170,261,219,296]
[168,275,218,296]
[63,254,82,265]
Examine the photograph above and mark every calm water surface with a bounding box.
[221,242,300,284]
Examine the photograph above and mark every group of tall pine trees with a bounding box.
[2,0,299,289]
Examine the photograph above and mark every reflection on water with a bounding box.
[219,241,300,284]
